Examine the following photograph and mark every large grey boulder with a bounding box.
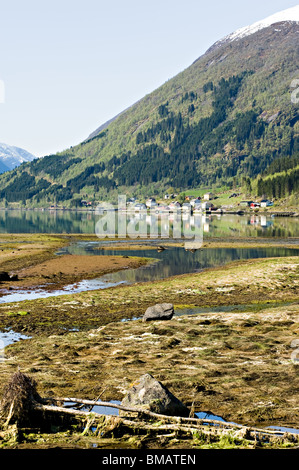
[143,303,174,322]
[121,373,190,417]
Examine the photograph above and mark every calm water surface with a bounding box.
[1,240,298,303]
[1,209,298,301]
[0,209,299,238]
[62,241,299,285]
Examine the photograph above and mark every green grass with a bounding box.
[6,311,29,316]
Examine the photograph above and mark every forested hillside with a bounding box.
[0,20,298,207]
[251,153,299,199]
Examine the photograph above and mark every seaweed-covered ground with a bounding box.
[0,234,298,449]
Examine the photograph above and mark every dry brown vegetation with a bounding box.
[2,302,299,429]
[0,235,298,448]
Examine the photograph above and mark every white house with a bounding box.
[134,203,147,211]
[146,198,157,208]
[182,202,192,212]
[203,193,214,201]
[168,201,181,212]
[201,201,213,211]
[146,200,158,209]
[190,197,201,207]
[260,200,273,208]
[193,201,202,212]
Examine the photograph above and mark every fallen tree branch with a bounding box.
[40,397,299,438]
[1,373,297,445]
[33,402,93,418]
[32,402,238,438]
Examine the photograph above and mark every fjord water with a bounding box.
[1,239,299,304]
[1,242,298,304]
[0,209,299,237]
[0,209,298,303]
[62,241,299,285]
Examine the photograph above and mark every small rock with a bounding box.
[0,271,11,281]
[143,303,174,322]
[121,373,190,417]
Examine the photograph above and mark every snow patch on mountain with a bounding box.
[0,143,36,173]
[213,5,299,48]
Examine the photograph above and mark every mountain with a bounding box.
[0,143,36,174]
[85,102,140,141]
[0,6,298,207]
[214,5,299,45]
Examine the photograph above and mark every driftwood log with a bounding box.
[37,397,299,440]
[23,396,299,445]
[0,372,298,445]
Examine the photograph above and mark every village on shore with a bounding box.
[77,191,275,213]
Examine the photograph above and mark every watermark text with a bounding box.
[291,78,299,104]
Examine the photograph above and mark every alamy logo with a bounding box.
[290,79,299,104]
[95,195,203,249]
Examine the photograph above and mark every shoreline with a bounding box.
[0,253,150,293]
[0,206,298,217]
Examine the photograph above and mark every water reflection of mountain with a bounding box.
[0,209,95,234]
[2,242,298,304]
[72,245,299,285]
[0,210,298,238]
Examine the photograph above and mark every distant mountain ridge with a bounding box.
[0,6,298,206]
[0,143,36,174]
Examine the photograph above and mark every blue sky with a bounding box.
[0,0,298,157]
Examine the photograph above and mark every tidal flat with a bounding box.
[0,234,298,449]
[0,233,150,293]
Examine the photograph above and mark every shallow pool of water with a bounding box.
[65,400,122,416]
[64,240,299,286]
[1,241,298,304]
[0,329,31,362]
[268,426,299,434]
